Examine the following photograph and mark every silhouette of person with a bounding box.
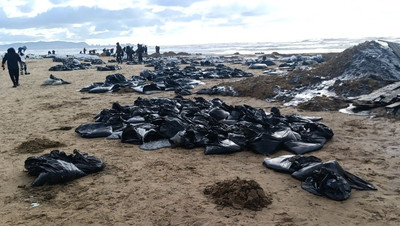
[116,42,123,64]
[136,43,143,63]
[126,45,134,61]
[2,47,22,87]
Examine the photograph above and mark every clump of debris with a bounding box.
[204,177,272,211]
[298,96,348,111]
[16,138,66,153]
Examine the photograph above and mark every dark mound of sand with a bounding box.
[226,41,400,106]
[298,96,349,111]
[16,138,66,153]
[204,177,272,211]
[161,51,190,56]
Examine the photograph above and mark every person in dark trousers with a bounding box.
[116,42,123,64]
[136,44,143,63]
[2,47,22,87]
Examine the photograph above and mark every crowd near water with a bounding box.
[11,37,400,56]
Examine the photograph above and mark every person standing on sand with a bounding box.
[116,42,123,64]
[17,46,30,75]
[136,43,143,63]
[2,47,22,88]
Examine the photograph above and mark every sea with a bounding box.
[19,37,400,56]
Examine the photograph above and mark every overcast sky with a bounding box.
[0,0,399,46]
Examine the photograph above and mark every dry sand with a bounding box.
[0,56,399,225]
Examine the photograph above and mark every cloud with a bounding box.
[155,8,201,22]
[1,6,162,30]
[148,0,206,7]
[1,0,400,46]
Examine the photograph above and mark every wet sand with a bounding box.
[0,56,399,225]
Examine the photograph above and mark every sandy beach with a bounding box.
[0,56,399,225]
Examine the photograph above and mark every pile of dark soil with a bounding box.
[222,75,289,99]
[204,177,272,211]
[297,96,349,111]
[224,72,322,100]
[330,76,393,97]
[16,138,66,153]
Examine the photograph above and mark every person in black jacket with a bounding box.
[2,47,22,87]
[115,42,123,64]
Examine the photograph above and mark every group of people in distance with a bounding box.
[115,42,152,64]
[1,46,30,88]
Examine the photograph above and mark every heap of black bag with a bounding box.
[76,96,334,155]
[25,149,105,186]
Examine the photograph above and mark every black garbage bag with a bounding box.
[41,74,71,86]
[78,82,104,92]
[292,160,377,191]
[300,166,352,201]
[248,133,282,155]
[263,154,322,173]
[284,122,334,154]
[263,155,377,201]
[88,86,114,93]
[159,117,188,138]
[209,107,230,121]
[283,140,325,155]
[25,149,105,186]
[121,123,163,144]
[105,73,127,84]
[204,139,241,155]
[75,122,113,138]
[97,65,121,71]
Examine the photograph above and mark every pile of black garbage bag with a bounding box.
[78,64,252,94]
[76,96,334,155]
[25,149,105,186]
[263,155,377,200]
[78,73,147,93]
[49,58,90,71]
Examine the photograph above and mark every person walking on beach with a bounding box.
[136,43,143,63]
[17,46,30,75]
[116,42,123,64]
[2,47,22,88]
[125,45,134,62]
